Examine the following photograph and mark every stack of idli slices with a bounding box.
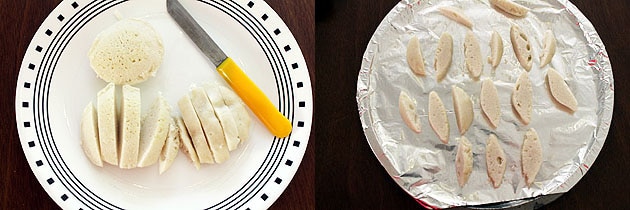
[81,19,250,174]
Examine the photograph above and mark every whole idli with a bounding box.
[88,19,163,85]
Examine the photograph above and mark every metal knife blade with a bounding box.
[167,0,227,67]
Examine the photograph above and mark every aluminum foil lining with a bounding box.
[356,0,614,208]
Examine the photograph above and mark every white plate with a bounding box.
[15,0,312,209]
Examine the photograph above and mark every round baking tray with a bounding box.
[357,0,613,208]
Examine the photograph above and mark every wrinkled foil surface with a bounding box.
[356,0,614,208]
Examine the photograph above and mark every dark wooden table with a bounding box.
[0,0,314,209]
[316,0,629,209]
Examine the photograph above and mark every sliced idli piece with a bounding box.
[81,102,103,167]
[205,84,240,151]
[486,134,506,188]
[452,86,473,135]
[540,30,557,68]
[159,118,180,174]
[178,94,215,164]
[547,68,578,112]
[510,25,533,71]
[456,136,473,187]
[511,72,533,125]
[118,85,141,169]
[137,95,171,167]
[176,117,200,170]
[190,87,230,164]
[490,0,529,17]
[97,83,117,166]
[88,19,164,85]
[521,128,542,187]
[481,79,501,128]
[428,91,449,144]
[435,33,453,82]
[438,6,473,29]
[488,30,504,68]
[218,85,251,142]
[406,36,426,76]
[464,31,483,79]
[399,91,421,133]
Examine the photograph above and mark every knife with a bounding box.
[167,0,292,138]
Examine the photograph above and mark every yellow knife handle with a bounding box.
[216,57,293,138]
